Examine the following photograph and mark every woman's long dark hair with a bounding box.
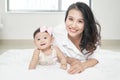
[65,2,101,54]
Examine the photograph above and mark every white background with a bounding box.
[0,0,120,40]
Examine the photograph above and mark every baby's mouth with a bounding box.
[40,43,46,46]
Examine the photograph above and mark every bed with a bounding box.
[0,49,120,80]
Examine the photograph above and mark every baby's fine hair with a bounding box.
[33,27,40,39]
[33,26,53,39]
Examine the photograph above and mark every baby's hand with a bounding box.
[61,64,67,70]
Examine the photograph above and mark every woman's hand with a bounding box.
[67,57,81,66]
[66,57,86,74]
[66,57,98,74]
[67,62,86,74]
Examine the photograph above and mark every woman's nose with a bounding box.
[71,21,77,28]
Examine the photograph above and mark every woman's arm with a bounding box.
[66,56,81,66]
[67,57,98,74]
[28,49,40,69]
[81,58,98,69]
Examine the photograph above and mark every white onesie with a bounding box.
[39,48,58,65]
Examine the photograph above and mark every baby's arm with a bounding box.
[54,46,67,70]
[28,49,40,69]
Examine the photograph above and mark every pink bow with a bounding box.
[40,26,53,36]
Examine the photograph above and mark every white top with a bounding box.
[39,48,58,65]
[53,23,100,62]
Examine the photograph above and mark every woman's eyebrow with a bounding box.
[68,16,84,20]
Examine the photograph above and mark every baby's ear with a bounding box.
[33,40,37,45]
[51,36,54,42]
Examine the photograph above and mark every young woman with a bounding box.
[53,2,101,74]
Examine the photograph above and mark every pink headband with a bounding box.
[40,26,53,36]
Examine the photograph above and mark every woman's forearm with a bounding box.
[66,56,73,64]
[66,56,98,69]
[66,56,81,65]
[82,58,98,69]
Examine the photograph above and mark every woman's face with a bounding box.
[65,9,84,38]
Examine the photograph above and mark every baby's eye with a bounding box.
[37,38,40,40]
[44,37,47,39]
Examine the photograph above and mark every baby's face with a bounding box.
[34,32,53,50]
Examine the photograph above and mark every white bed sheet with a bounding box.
[0,49,120,80]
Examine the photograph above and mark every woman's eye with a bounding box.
[78,20,83,23]
[69,18,73,21]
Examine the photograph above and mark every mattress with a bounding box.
[0,49,120,80]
